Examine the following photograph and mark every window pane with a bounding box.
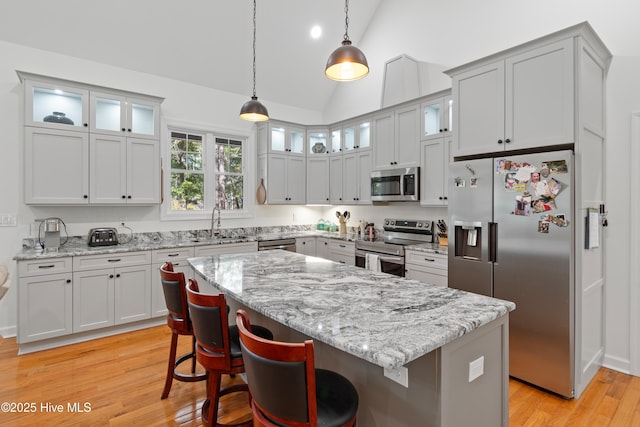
[215,175,243,210]
[170,172,204,211]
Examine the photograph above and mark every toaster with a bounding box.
[88,227,119,247]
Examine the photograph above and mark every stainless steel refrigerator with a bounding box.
[448,149,574,397]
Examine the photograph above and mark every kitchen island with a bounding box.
[189,251,515,427]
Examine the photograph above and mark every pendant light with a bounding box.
[325,0,369,82]
[240,0,269,122]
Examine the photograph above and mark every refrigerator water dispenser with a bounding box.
[454,221,482,260]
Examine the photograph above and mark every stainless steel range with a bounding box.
[355,218,434,276]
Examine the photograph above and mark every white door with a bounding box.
[453,61,505,157]
[373,111,395,169]
[395,104,421,168]
[25,127,89,204]
[114,265,151,324]
[286,156,306,204]
[73,268,115,332]
[306,157,330,204]
[506,38,574,150]
[90,134,127,204]
[127,137,160,203]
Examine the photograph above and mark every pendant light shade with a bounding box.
[240,0,269,122]
[325,0,369,82]
[240,96,269,122]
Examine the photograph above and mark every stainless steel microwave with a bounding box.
[370,167,419,201]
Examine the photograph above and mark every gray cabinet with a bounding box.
[258,154,306,205]
[449,38,574,157]
[72,251,152,332]
[420,137,452,206]
[296,237,317,256]
[17,257,73,343]
[18,71,162,205]
[306,156,330,204]
[405,250,448,287]
[373,104,420,170]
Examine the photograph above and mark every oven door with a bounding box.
[355,250,405,277]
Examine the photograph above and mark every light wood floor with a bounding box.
[1,325,638,426]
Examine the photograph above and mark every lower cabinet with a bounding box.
[325,240,355,266]
[72,251,152,333]
[17,257,73,343]
[296,237,317,256]
[317,238,330,259]
[404,250,448,287]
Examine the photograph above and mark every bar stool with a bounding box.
[236,309,359,427]
[186,279,274,427]
[159,262,206,399]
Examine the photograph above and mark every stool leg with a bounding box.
[191,335,197,374]
[202,372,222,427]
[161,330,179,399]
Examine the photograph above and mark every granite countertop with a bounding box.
[404,242,448,255]
[13,227,358,261]
[189,251,514,369]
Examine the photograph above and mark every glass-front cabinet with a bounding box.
[330,127,342,155]
[421,91,453,141]
[258,122,305,156]
[24,79,89,132]
[90,92,160,139]
[342,118,372,153]
[307,129,329,156]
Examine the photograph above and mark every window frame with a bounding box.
[161,118,255,221]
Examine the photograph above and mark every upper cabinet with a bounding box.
[307,129,329,156]
[258,121,305,156]
[18,71,164,205]
[448,38,575,157]
[421,92,453,141]
[373,103,420,170]
[24,79,89,132]
[90,92,160,140]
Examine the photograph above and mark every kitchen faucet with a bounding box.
[210,206,221,238]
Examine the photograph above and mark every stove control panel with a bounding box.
[383,219,433,234]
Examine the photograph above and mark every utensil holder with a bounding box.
[339,220,347,236]
[438,235,448,246]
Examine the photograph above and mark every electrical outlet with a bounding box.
[0,214,17,227]
[384,366,409,387]
[468,356,484,382]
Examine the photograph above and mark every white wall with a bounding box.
[0,40,326,336]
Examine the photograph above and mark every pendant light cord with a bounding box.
[343,0,350,41]
[252,0,257,98]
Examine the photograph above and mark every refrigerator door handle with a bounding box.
[489,222,498,262]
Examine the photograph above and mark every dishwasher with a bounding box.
[257,238,297,252]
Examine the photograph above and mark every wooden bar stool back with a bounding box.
[236,309,359,427]
[159,262,206,399]
[186,279,273,427]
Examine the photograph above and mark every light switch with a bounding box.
[468,356,484,382]
[0,214,17,227]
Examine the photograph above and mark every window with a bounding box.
[214,137,244,210]
[164,125,251,219]
[170,131,204,211]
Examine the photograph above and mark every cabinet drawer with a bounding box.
[329,253,355,266]
[18,257,72,277]
[405,250,447,269]
[151,247,195,264]
[73,251,151,271]
[328,240,355,256]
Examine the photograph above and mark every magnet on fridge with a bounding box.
[538,219,550,233]
[470,177,478,188]
[454,177,465,187]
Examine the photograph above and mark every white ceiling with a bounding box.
[1,0,640,114]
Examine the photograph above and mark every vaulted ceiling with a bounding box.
[1,0,639,114]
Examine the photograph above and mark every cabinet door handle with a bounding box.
[121,128,126,132]
[107,259,121,263]
[167,253,179,257]
[38,264,55,269]
[122,195,126,199]
[127,128,132,132]
[498,139,503,144]
[424,258,436,262]
[339,244,346,248]
[109,274,114,278]
[83,195,88,199]
[127,195,132,199]
[505,138,511,144]
[66,279,71,283]
[116,274,121,278]
[83,123,88,127]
